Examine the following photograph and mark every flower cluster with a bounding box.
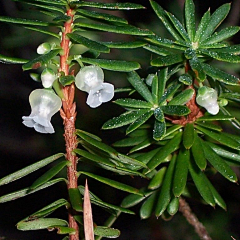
[75,65,114,108]
[22,43,114,134]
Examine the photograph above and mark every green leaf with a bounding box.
[195,121,222,131]
[103,41,146,49]
[17,218,68,231]
[68,33,109,53]
[173,148,190,197]
[143,44,171,56]
[165,11,190,42]
[178,73,193,85]
[144,35,186,51]
[158,67,168,98]
[155,154,177,217]
[183,123,194,149]
[140,191,158,219]
[113,136,147,147]
[23,49,61,70]
[126,111,154,134]
[127,71,153,103]
[189,55,206,82]
[59,75,75,86]
[203,176,226,210]
[207,142,240,163]
[76,9,128,24]
[114,99,152,109]
[0,153,64,186]
[76,129,102,141]
[194,10,210,42]
[197,114,234,121]
[80,58,140,72]
[195,125,240,150]
[75,149,114,166]
[153,120,166,141]
[73,2,145,10]
[148,167,167,190]
[121,188,154,208]
[167,197,179,216]
[146,131,182,173]
[169,88,194,105]
[191,132,207,170]
[14,0,66,6]
[201,26,240,45]
[201,140,238,182]
[29,161,69,190]
[79,172,142,195]
[19,1,64,14]
[0,54,28,64]
[160,83,181,104]
[77,130,117,155]
[94,226,120,238]
[75,22,153,36]
[151,54,184,67]
[201,63,240,85]
[129,138,152,154]
[154,108,164,122]
[0,16,51,26]
[200,3,231,42]
[117,153,148,169]
[24,26,60,39]
[151,74,159,104]
[200,49,240,63]
[68,188,83,212]
[0,178,66,203]
[161,105,190,116]
[150,0,184,41]
[102,109,149,130]
[214,44,240,54]
[184,0,196,41]
[22,199,69,220]
[189,159,215,206]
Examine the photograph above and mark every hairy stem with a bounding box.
[179,198,212,240]
[59,8,79,240]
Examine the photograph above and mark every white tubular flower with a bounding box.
[196,86,219,115]
[41,68,57,88]
[22,89,62,134]
[37,42,51,55]
[87,83,114,108]
[75,65,104,92]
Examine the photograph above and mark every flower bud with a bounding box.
[37,42,51,54]
[196,86,219,115]
[75,65,104,92]
[41,68,57,88]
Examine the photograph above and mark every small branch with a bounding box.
[59,8,79,240]
[179,198,212,240]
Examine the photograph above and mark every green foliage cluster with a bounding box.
[0,0,240,239]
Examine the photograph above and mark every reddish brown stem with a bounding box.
[59,8,79,240]
[179,198,212,240]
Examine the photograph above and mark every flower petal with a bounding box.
[99,83,114,103]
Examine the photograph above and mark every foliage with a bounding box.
[0,0,240,239]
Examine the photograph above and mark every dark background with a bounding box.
[0,0,240,239]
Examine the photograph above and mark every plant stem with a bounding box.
[179,198,212,240]
[59,8,79,240]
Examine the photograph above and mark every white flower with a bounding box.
[37,42,51,55]
[41,68,57,88]
[75,65,104,92]
[22,89,62,134]
[87,83,114,108]
[196,86,219,115]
